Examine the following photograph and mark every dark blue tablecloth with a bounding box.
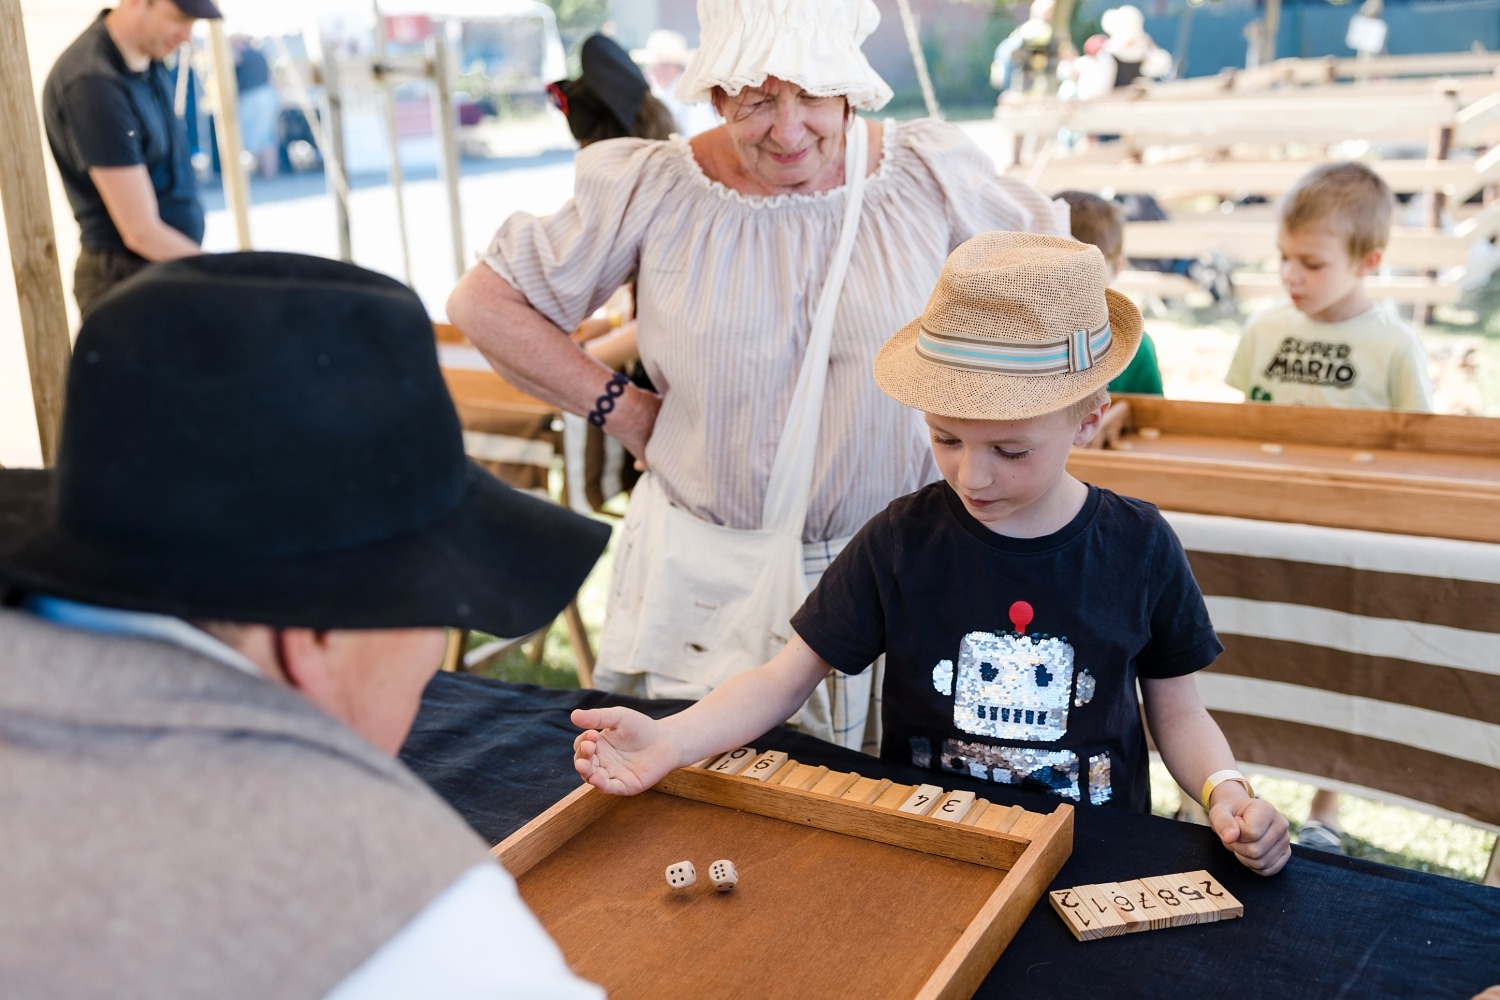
[402,671,1500,999]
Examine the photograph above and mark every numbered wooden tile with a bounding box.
[741,750,790,782]
[1178,869,1244,919]
[1161,872,1227,922]
[707,747,758,775]
[789,764,829,790]
[841,776,892,804]
[810,770,861,797]
[1009,811,1046,839]
[1094,880,1158,931]
[1138,875,1201,927]
[1049,886,1129,941]
[898,783,945,816]
[872,782,916,811]
[974,804,1024,833]
[665,861,697,889]
[1072,883,1132,938]
[709,859,738,892]
[959,800,990,826]
[930,790,977,823]
[1121,878,1176,931]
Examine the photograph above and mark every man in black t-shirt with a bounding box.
[43,0,222,315]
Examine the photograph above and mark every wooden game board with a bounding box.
[494,749,1074,1000]
[1069,397,1500,543]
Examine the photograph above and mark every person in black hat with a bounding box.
[0,253,608,998]
[546,34,674,511]
[44,0,225,317]
[547,34,676,149]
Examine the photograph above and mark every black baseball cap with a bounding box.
[170,0,224,19]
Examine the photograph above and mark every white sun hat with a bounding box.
[675,0,894,111]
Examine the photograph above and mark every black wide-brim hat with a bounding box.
[0,253,609,638]
[553,34,648,139]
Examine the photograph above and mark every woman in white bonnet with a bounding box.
[1101,4,1172,88]
[447,0,1065,750]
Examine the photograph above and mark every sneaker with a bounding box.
[1297,819,1346,854]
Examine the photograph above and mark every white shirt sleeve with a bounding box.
[324,862,604,1000]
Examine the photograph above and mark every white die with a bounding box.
[665,861,696,889]
[709,859,738,892]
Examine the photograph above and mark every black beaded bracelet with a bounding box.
[587,371,631,428]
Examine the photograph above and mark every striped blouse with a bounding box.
[482,117,1065,541]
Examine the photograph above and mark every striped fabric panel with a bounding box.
[1189,551,1500,631]
[1211,712,1500,830]
[1169,512,1500,830]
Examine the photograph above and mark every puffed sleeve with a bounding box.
[479,138,677,333]
[895,118,1068,245]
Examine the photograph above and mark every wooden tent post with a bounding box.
[893,0,941,119]
[429,30,465,281]
[0,0,71,466]
[207,21,252,250]
[371,1,414,286]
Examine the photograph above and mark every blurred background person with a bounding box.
[547,33,675,511]
[233,34,279,179]
[1101,4,1173,89]
[631,28,717,137]
[42,0,220,315]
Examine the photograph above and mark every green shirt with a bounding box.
[1109,332,1163,396]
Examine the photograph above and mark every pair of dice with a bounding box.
[666,859,737,892]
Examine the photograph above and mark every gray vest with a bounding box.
[0,609,489,999]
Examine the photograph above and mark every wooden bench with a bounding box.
[1036,147,1500,205]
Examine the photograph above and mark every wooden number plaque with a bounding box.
[1048,869,1243,941]
[494,749,1074,1000]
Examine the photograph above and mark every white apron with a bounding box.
[594,118,877,748]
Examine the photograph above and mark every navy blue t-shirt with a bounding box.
[43,13,204,253]
[791,482,1222,813]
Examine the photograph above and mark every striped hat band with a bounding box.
[915,319,1113,376]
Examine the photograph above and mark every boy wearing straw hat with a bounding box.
[572,233,1290,877]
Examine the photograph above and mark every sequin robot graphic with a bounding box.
[929,601,1111,805]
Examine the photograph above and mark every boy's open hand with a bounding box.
[571,706,679,795]
[1210,797,1291,876]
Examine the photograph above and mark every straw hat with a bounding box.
[631,29,692,68]
[874,233,1142,421]
[675,0,893,110]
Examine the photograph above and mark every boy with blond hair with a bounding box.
[572,233,1291,877]
[1229,162,1432,852]
[1227,161,1433,410]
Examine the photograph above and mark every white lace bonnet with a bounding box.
[674,0,895,111]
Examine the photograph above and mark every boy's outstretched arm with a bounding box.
[571,634,833,796]
[1142,674,1292,876]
